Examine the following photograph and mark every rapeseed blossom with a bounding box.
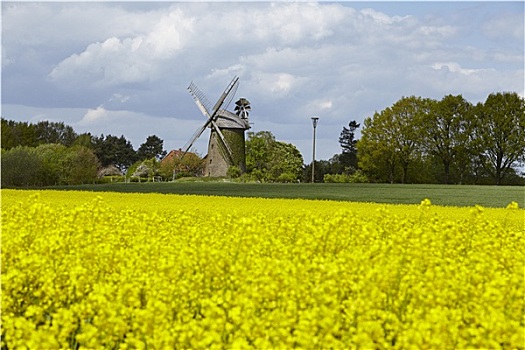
[2,189,524,348]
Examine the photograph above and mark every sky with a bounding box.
[2,1,524,162]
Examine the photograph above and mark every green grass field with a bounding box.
[45,182,524,208]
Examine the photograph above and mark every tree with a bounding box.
[1,119,79,149]
[302,160,331,183]
[338,120,360,171]
[268,141,304,182]
[474,92,525,185]
[159,151,204,180]
[357,113,397,183]
[1,119,38,149]
[73,133,94,149]
[35,143,70,185]
[35,121,77,147]
[130,157,159,181]
[92,134,137,171]
[245,131,276,182]
[357,96,430,183]
[1,146,42,187]
[245,131,304,182]
[390,96,430,183]
[33,144,99,185]
[137,135,167,161]
[1,118,16,149]
[421,95,474,184]
[66,146,99,185]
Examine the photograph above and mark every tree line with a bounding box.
[1,118,305,185]
[1,119,167,187]
[2,91,523,187]
[319,92,524,185]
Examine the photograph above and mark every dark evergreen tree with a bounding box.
[1,119,38,149]
[92,134,137,171]
[2,118,78,149]
[137,135,167,161]
[35,121,77,146]
[338,120,360,171]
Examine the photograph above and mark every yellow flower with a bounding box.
[1,189,523,349]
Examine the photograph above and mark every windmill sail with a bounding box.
[208,76,239,120]
[181,122,209,155]
[182,76,239,158]
[188,81,213,117]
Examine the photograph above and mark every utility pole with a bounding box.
[311,116,319,183]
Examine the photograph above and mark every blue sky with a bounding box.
[2,1,523,162]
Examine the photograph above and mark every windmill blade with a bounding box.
[221,78,239,112]
[209,76,239,118]
[183,76,239,161]
[188,81,213,117]
[181,121,210,156]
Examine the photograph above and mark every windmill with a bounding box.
[182,76,251,177]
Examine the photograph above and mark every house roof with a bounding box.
[160,149,184,164]
[161,149,203,164]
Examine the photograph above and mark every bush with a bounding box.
[324,170,369,183]
[276,172,298,183]
[227,166,242,179]
[1,146,41,187]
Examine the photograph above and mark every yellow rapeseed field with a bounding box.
[1,189,524,349]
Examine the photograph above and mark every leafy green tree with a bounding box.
[73,133,94,149]
[357,111,398,183]
[245,131,276,182]
[227,165,242,179]
[67,146,99,185]
[1,146,42,187]
[33,144,99,185]
[421,95,474,184]
[390,96,430,183]
[137,135,167,161]
[358,96,430,183]
[245,131,304,182]
[35,143,70,185]
[268,141,304,182]
[474,92,525,185]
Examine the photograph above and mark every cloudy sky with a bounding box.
[2,1,523,162]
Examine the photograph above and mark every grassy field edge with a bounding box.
[36,182,525,208]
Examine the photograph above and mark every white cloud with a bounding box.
[109,93,131,104]
[80,105,122,125]
[431,62,494,76]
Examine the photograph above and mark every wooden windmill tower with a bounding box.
[182,76,251,177]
